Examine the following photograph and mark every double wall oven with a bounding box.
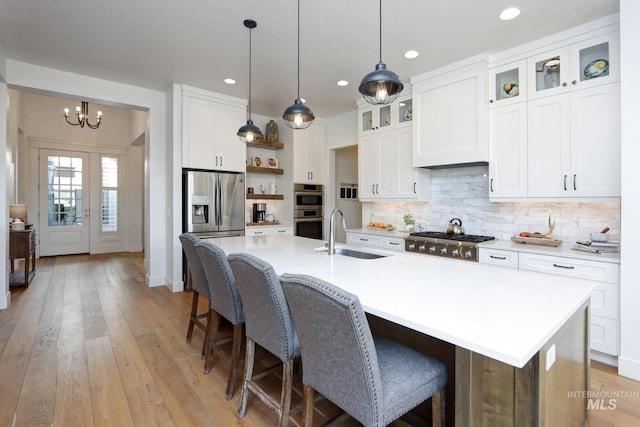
[293,183,323,239]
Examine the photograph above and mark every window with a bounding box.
[47,155,83,226]
[101,156,118,232]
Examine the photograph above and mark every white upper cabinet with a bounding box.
[527,33,619,101]
[358,126,430,201]
[411,57,489,168]
[279,121,327,184]
[489,102,528,198]
[357,96,413,136]
[489,60,527,107]
[182,87,247,172]
[528,83,620,198]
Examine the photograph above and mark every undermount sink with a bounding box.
[333,247,389,260]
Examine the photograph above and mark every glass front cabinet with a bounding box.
[527,32,619,101]
[357,94,413,136]
[489,60,527,107]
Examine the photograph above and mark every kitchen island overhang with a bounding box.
[200,234,595,426]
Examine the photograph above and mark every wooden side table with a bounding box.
[9,229,37,288]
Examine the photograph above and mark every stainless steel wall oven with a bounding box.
[294,183,323,239]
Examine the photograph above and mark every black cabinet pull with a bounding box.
[564,174,568,191]
[389,241,400,246]
[490,255,507,260]
[573,174,577,191]
[413,182,417,194]
[562,82,568,87]
[359,238,369,242]
[553,263,575,269]
[490,178,494,192]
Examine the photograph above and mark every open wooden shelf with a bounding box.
[246,141,284,150]
[246,166,284,175]
[246,194,284,200]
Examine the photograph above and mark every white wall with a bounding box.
[619,0,640,381]
[4,60,169,290]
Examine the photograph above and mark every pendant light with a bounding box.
[358,0,403,105]
[282,0,314,129]
[237,19,263,143]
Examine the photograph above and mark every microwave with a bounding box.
[293,183,324,210]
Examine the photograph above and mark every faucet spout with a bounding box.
[328,208,346,255]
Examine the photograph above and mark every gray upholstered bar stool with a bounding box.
[195,240,245,400]
[178,233,212,368]
[281,273,448,427]
[227,253,300,427]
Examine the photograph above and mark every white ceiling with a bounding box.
[0,0,619,118]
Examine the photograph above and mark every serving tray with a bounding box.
[511,236,562,247]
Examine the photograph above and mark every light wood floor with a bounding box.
[1,253,638,427]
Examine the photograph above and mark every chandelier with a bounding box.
[63,101,103,129]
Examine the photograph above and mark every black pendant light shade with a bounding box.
[359,0,403,105]
[358,62,404,105]
[283,0,314,129]
[283,99,314,130]
[238,19,263,143]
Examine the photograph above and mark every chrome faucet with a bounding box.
[328,208,346,255]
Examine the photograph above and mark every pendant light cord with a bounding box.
[249,25,253,119]
[297,0,301,99]
[378,0,382,63]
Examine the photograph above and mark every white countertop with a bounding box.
[478,239,620,264]
[201,234,595,368]
[346,227,410,239]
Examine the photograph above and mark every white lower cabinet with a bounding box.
[245,226,293,236]
[478,248,519,269]
[346,232,405,252]
[518,252,619,357]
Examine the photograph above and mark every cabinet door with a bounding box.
[390,127,419,199]
[489,60,527,107]
[489,103,528,198]
[214,103,246,172]
[569,33,620,91]
[413,64,488,167]
[527,47,570,101]
[183,94,246,172]
[183,96,217,169]
[293,124,326,184]
[527,93,571,197]
[358,133,383,199]
[570,83,620,197]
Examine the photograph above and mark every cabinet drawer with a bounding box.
[590,316,618,355]
[590,282,618,320]
[518,253,619,284]
[382,237,405,252]
[478,248,518,269]
[347,233,382,248]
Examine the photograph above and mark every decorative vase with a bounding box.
[266,120,278,142]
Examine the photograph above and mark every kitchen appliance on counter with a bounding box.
[252,203,266,223]
[405,231,495,262]
[293,183,324,239]
[182,169,245,238]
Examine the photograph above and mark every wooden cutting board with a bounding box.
[511,236,563,247]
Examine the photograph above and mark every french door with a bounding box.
[39,150,90,256]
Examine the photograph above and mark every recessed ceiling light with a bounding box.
[337,80,349,87]
[499,7,520,21]
[404,50,419,59]
[224,78,236,85]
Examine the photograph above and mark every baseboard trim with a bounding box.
[618,355,640,381]
[0,290,11,310]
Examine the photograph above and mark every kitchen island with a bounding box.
[202,234,595,427]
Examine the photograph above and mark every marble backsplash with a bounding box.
[365,165,621,247]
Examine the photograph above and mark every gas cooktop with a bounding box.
[408,232,496,243]
[405,232,495,261]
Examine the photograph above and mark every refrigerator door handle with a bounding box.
[216,177,223,226]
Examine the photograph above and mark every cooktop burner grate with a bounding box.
[408,232,495,243]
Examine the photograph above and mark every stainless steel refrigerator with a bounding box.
[182,169,245,238]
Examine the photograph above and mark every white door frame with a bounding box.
[28,137,129,256]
